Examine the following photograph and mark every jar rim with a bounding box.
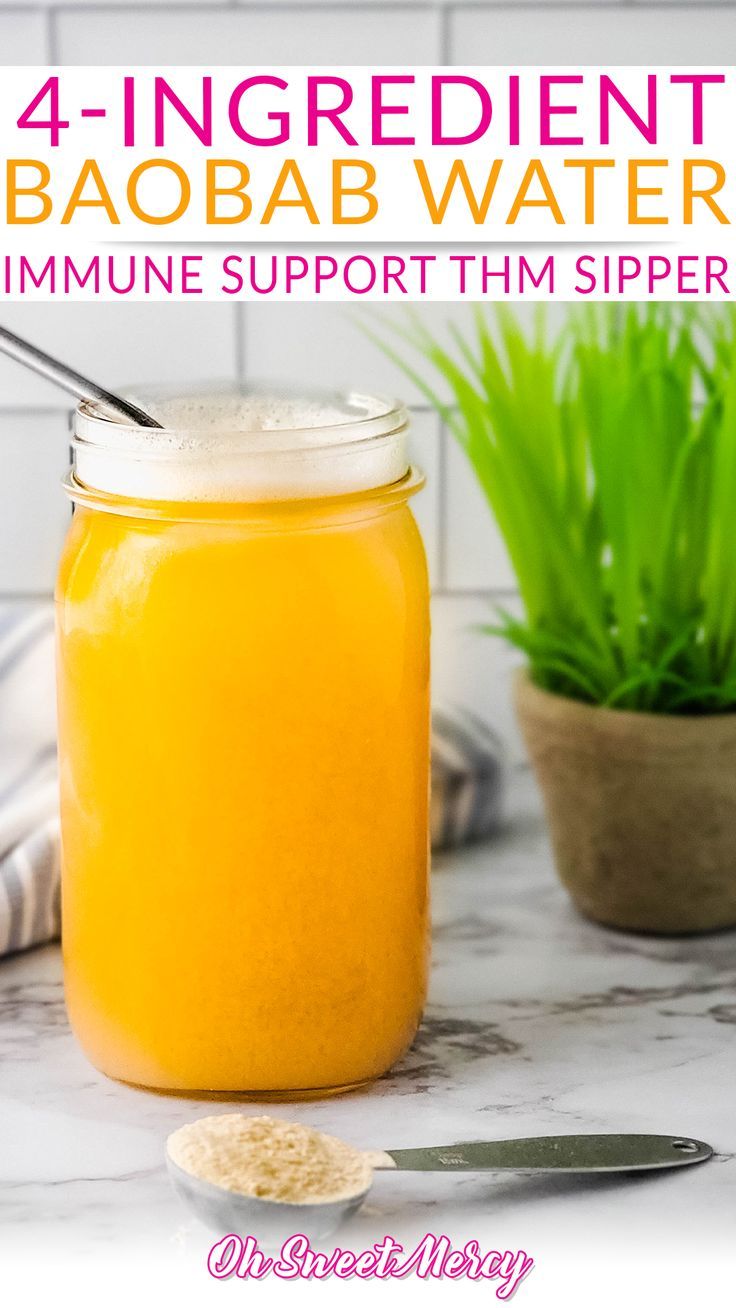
[71,384,412,503]
[74,384,408,446]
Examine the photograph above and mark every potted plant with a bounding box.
[387,305,736,934]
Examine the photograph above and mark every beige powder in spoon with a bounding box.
[167,1114,385,1205]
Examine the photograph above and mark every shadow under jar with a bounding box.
[55,388,430,1096]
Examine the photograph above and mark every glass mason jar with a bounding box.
[55,388,430,1096]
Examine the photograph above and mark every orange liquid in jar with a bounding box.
[56,488,430,1093]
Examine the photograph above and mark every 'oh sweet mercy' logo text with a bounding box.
[207,1232,534,1298]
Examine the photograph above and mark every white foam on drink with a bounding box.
[72,387,409,502]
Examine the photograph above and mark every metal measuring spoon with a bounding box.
[168,1132,712,1243]
[0,324,162,427]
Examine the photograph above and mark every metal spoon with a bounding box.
[0,324,161,427]
[168,1132,712,1244]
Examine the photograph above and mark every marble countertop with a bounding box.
[2,769,734,1301]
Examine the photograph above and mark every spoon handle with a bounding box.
[0,325,162,427]
[383,1134,712,1175]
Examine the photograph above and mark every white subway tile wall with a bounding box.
[0,411,72,593]
[450,6,736,64]
[53,7,442,65]
[444,439,515,593]
[0,11,48,62]
[0,2,712,740]
[0,303,240,408]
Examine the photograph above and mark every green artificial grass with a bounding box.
[380,304,736,714]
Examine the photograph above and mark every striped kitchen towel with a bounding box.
[0,600,506,957]
[0,602,60,957]
[431,708,506,850]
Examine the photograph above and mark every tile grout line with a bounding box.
[432,586,518,598]
[46,1,715,11]
[0,586,519,600]
[0,402,438,417]
[438,0,451,63]
[0,407,73,417]
[26,0,736,20]
[436,418,449,589]
[234,304,246,384]
[46,5,59,63]
[0,585,517,596]
[48,1,454,18]
[44,1,722,15]
[52,2,237,15]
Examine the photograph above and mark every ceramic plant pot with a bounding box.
[514,669,736,934]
